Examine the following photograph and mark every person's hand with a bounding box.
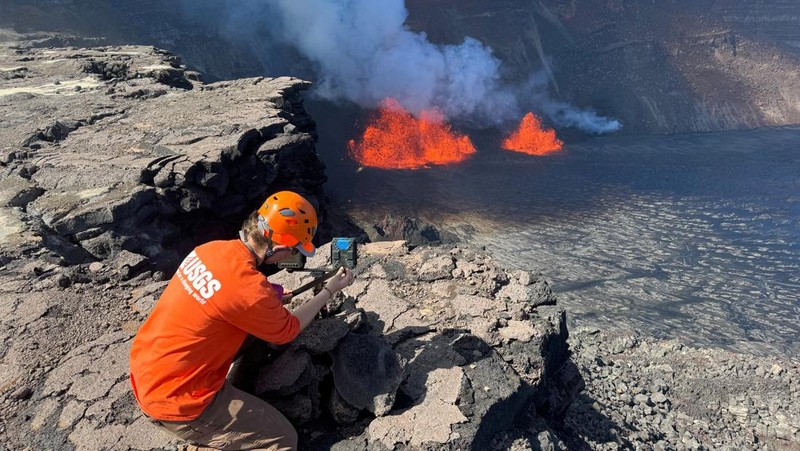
[270,283,294,304]
[324,267,355,294]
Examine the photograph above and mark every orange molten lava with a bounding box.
[348,98,476,169]
[502,112,563,156]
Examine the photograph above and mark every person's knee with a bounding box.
[280,425,298,450]
[254,425,296,451]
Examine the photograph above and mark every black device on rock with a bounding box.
[278,238,358,297]
[331,237,357,269]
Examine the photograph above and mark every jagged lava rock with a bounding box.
[330,333,407,417]
[271,241,583,450]
[1,40,324,273]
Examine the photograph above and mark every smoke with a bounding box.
[180,0,620,133]
[520,71,622,134]
[233,0,516,124]
[543,103,622,134]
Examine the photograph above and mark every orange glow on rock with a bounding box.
[502,112,563,156]
[348,98,476,169]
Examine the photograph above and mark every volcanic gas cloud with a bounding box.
[502,112,563,156]
[348,98,476,169]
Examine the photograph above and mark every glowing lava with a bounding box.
[502,112,563,156]
[348,98,476,169]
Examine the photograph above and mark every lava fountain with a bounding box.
[502,112,563,156]
[348,98,476,169]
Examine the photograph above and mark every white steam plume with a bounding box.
[521,71,622,134]
[542,102,622,134]
[257,0,515,124]
[182,0,620,133]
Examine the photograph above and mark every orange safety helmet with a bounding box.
[257,191,318,257]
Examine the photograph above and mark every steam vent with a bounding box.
[1,1,800,451]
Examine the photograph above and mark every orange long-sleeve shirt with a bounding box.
[129,239,300,421]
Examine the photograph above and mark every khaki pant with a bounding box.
[151,380,297,451]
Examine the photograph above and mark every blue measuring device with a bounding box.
[331,237,357,269]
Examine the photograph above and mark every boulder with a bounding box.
[328,386,362,425]
[255,350,314,397]
[291,317,351,355]
[497,271,557,306]
[417,255,456,282]
[330,333,406,416]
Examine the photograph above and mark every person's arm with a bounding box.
[292,267,355,331]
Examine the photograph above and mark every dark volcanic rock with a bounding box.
[562,328,800,450]
[330,333,406,416]
[328,386,362,425]
[291,317,351,355]
[255,350,314,397]
[265,242,581,450]
[0,40,324,272]
[368,215,459,247]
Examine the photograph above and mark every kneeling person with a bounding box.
[129,191,355,450]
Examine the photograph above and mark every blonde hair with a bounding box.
[241,211,270,248]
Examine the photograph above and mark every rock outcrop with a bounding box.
[260,241,581,450]
[1,36,325,274]
[0,38,327,449]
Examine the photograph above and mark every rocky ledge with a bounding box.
[1,234,581,451]
[1,35,325,275]
[259,241,581,450]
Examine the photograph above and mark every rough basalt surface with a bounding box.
[0,38,328,450]
[234,240,580,450]
[559,328,800,451]
[1,35,325,274]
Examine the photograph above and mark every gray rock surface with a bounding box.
[559,328,800,451]
[330,333,406,416]
[269,241,578,450]
[0,35,324,273]
[0,36,325,451]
